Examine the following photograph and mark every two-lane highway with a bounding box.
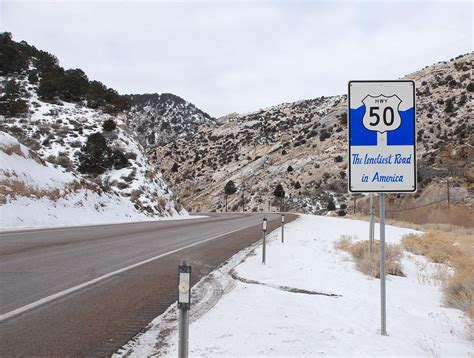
[0,213,295,357]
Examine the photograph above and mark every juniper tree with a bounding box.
[77,132,113,175]
[224,180,237,212]
[273,183,285,211]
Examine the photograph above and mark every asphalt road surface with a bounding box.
[0,212,296,357]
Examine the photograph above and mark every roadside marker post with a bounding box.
[262,218,267,264]
[348,80,416,336]
[178,260,191,358]
[281,214,285,243]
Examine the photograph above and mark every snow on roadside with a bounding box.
[0,131,189,230]
[117,214,472,357]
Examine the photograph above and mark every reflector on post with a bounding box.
[262,218,267,232]
[178,261,191,311]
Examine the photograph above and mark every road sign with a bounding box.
[348,80,416,193]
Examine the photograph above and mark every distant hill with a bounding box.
[125,92,215,146]
[150,53,473,215]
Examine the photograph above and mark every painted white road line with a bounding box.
[0,225,252,322]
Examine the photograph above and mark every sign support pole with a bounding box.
[369,194,374,255]
[379,194,387,336]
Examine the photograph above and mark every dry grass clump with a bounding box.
[2,142,45,165]
[336,235,404,278]
[0,178,101,202]
[2,144,25,157]
[402,231,474,319]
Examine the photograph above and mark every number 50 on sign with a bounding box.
[348,81,416,193]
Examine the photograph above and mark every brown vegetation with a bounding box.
[386,204,473,229]
[336,235,404,278]
[0,178,100,203]
[402,230,473,319]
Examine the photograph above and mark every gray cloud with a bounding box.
[1,1,472,117]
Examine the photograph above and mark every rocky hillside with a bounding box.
[126,93,214,147]
[152,53,473,215]
[0,33,185,220]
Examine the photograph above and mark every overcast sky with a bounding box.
[1,1,472,117]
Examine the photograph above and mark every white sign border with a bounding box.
[348,80,417,194]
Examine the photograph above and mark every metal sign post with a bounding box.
[348,80,416,336]
[369,193,374,255]
[281,214,285,243]
[379,194,387,336]
[262,218,267,264]
[178,260,191,358]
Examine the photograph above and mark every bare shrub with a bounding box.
[335,236,404,278]
[402,230,474,319]
[131,189,142,201]
[158,196,167,208]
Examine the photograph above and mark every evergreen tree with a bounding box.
[0,32,29,74]
[273,183,285,211]
[327,200,336,211]
[77,133,113,175]
[102,119,117,132]
[38,70,64,100]
[112,149,129,170]
[0,80,28,116]
[224,180,237,212]
[61,69,89,102]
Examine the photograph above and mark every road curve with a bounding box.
[0,212,296,357]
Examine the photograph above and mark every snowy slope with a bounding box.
[1,72,185,219]
[117,215,472,357]
[0,131,173,229]
[126,93,215,147]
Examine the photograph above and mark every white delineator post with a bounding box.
[262,218,267,264]
[281,214,285,243]
[178,260,191,358]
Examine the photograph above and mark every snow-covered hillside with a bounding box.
[117,215,472,357]
[0,132,161,229]
[1,69,187,223]
[126,93,215,147]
